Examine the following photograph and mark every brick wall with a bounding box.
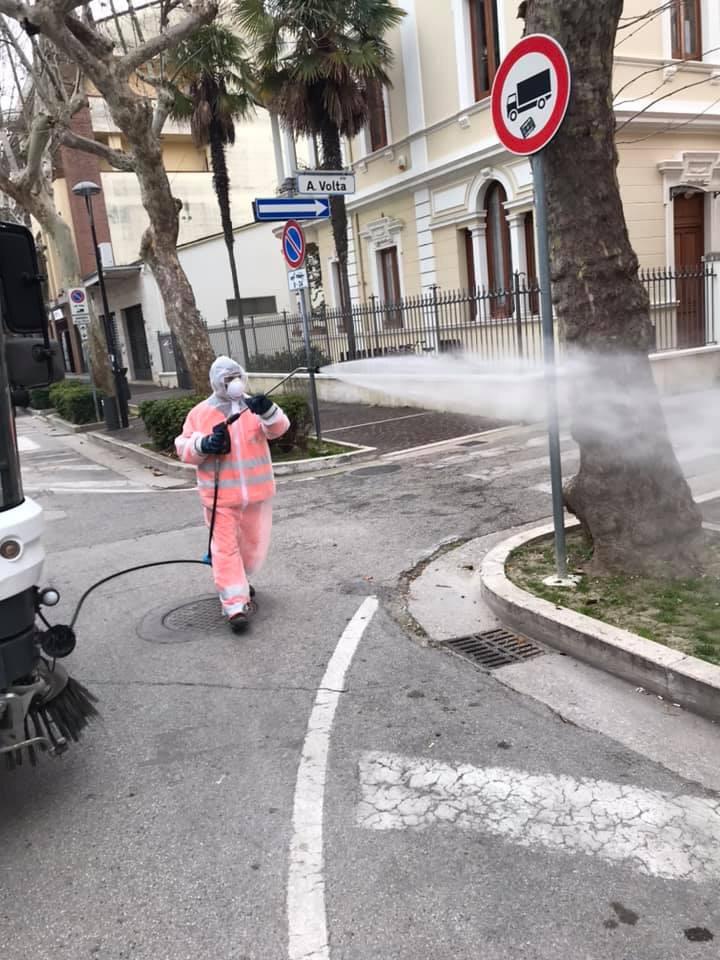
[57,106,113,277]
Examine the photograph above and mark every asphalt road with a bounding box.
[1,410,719,960]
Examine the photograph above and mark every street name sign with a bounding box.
[297,171,356,196]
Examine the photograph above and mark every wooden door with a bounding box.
[673,192,706,348]
[125,304,152,380]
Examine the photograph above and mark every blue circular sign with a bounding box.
[282,220,306,269]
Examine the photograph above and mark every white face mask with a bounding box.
[226,379,246,401]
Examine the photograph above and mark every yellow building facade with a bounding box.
[302,0,720,347]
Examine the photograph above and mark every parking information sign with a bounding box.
[490,34,571,156]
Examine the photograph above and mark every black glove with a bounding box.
[244,394,273,416]
[200,422,230,455]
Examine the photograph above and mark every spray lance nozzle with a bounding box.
[223,366,320,428]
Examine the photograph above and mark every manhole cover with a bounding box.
[163,597,224,632]
[443,629,543,670]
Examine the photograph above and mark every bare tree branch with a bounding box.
[614,45,720,103]
[118,0,218,77]
[617,94,720,144]
[0,17,55,110]
[58,128,135,171]
[107,0,129,54]
[151,85,174,136]
[615,2,673,45]
[0,129,21,175]
[617,2,673,31]
[0,0,29,20]
[615,74,719,132]
[22,112,52,184]
[126,0,146,45]
[33,34,67,102]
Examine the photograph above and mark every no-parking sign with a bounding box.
[69,286,89,321]
[282,220,306,270]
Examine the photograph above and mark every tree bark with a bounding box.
[133,130,215,389]
[319,121,357,359]
[209,125,249,364]
[524,0,704,576]
[0,0,219,393]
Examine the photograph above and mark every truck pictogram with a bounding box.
[506,69,552,122]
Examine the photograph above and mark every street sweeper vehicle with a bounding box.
[0,221,98,769]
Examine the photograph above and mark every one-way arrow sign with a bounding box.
[253,197,331,222]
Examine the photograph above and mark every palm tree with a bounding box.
[169,24,255,363]
[236,0,405,359]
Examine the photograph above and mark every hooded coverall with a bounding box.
[175,357,290,618]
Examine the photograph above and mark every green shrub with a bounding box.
[48,380,78,407]
[53,385,104,424]
[139,395,204,452]
[272,393,312,452]
[138,391,312,455]
[30,387,52,409]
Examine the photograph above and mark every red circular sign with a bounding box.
[282,219,306,269]
[491,34,571,156]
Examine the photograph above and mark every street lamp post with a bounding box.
[71,180,129,430]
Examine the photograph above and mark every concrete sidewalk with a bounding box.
[407,507,720,795]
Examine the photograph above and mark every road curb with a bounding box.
[30,409,104,434]
[480,521,720,723]
[83,430,376,479]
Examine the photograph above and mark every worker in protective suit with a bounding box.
[175,357,290,633]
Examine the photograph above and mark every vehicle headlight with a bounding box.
[0,539,22,561]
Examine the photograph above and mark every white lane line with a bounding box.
[357,752,720,883]
[323,411,431,433]
[41,464,110,472]
[287,596,379,960]
[17,436,40,452]
[23,485,147,494]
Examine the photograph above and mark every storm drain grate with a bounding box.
[443,629,543,669]
[162,597,224,632]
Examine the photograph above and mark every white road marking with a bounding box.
[42,464,110,472]
[287,596,379,960]
[357,752,720,883]
[17,436,40,452]
[23,484,147,494]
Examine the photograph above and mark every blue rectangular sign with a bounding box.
[253,197,331,222]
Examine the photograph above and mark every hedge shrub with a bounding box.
[30,387,53,409]
[273,393,312,453]
[138,395,204,453]
[138,392,312,455]
[49,382,104,424]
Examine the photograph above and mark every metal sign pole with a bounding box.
[298,288,322,442]
[531,151,568,581]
